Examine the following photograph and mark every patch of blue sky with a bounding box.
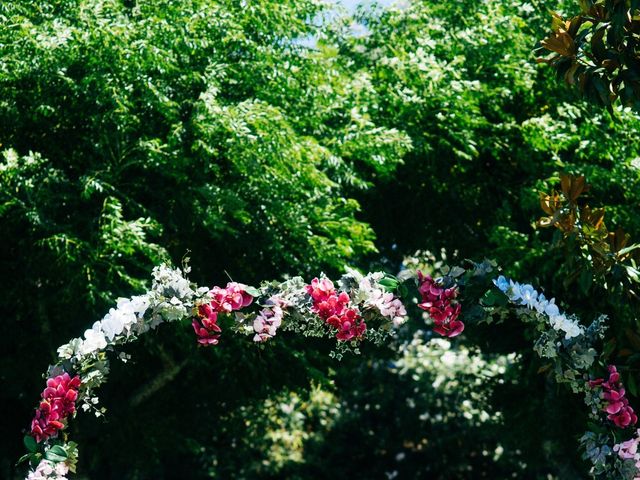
[295,0,408,48]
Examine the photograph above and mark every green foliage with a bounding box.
[0,0,409,477]
[3,0,640,478]
[332,0,640,477]
[537,0,640,111]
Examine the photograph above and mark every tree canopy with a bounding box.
[2,0,640,479]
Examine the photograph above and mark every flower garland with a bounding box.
[19,265,407,477]
[491,275,639,479]
[18,262,639,479]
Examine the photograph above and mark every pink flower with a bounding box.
[194,282,254,345]
[614,429,640,479]
[315,292,350,320]
[589,366,638,428]
[225,282,254,309]
[253,296,286,343]
[192,303,222,346]
[330,308,366,341]
[306,278,366,342]
[209,282,254,313]
[305,277,336,303]
[30,373,81,442]
[417,271,464,338]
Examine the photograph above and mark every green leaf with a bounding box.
[578,269,593,294]
[44,445,68,463]
[23,435,37,453]
[627,373,638,397]
[625,266,640,283]
[378,277,399,292]
[481,289,508,307]
[244,286,261,297]
[16,453,32,465]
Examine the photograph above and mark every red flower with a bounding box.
[209,282,253,313]
[194,282,254,346]
[30,373,81,442]
[417,271,464,338]
[192,304,222,346]
[306,278,366,342]
[589,365,638,428]
[305,277,336,303]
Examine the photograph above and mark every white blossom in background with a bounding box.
[493,275,584,339]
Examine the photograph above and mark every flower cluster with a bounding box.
[306,277,366,341]
[493,275,583,339]
[589,366,638,428]
[253,296,287,342]
[30,374,81,442]
[24,261,632,480]
[192,304,222,346]
[80,295,150,356]
[614,430,640,479]
[26,460,68,480]
[358,275,407,326]
[210,282,253,312]
[417,272,463,337]
[193,282,253,345]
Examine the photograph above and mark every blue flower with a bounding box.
[493,275,510,292]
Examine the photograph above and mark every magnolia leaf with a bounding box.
[537,363,553,374]
[618,243,640,256]
[602,338,617,359]
[625,328,640,350]
[578,269,593,294]
[541,30,577,57]
[626,266,640,283]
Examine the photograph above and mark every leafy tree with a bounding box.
[0,0,408,477]
[4,0,640,478]
[537,0,640,111]
[326,0,640,476]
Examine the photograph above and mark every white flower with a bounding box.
[152,264,193,300]
[533,293,548,314]
[548,313,583,339]
[497,276,585,341]
[57,338,83,360]
[101,308,136,341]
[562,322,583,339]
[493,275,509,292]
[507,280,523,301]
[26,459,68,480]
[252,296,285,342]
[116,295,150,316]
[79,322,107,355]
[358,275,406,326]
[544,299,559,317]
[518,284,538,309]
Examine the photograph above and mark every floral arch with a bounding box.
[19,260,640,480]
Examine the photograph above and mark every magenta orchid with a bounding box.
[589,365,638,428]
[417,272,464,337]
[30,373,81,443]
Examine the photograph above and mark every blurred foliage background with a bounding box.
[1,0,639,478]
